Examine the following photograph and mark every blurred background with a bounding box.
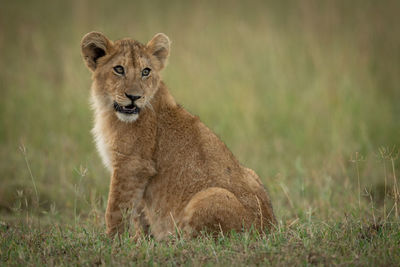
[0,0,399,224]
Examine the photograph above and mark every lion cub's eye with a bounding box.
[113,65,125,75]
[142,67,151,77]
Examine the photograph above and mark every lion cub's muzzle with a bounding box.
[113,94,141,115]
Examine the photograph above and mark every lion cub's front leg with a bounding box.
[105,155,156,237]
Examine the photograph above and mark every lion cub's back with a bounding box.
[146,107,270,218]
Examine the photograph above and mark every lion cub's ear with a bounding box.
[81,32,113,72]
[147,33,170,70]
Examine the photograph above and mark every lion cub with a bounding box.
[81,32,276,239]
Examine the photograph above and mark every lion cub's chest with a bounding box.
[92,113,112,172]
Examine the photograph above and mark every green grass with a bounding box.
[1,219,399,266]
[1,0,400,265]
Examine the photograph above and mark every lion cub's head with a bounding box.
[81,32,170,122]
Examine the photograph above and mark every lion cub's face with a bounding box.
[81,32,170,122]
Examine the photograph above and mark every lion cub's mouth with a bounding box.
[113,102,141,115]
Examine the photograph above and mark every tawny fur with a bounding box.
[81,32,276,239]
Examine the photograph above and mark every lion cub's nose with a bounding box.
[125,93,141,102]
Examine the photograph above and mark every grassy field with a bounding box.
[1,0,400,265]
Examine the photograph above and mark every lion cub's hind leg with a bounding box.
[179,187,251,237]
